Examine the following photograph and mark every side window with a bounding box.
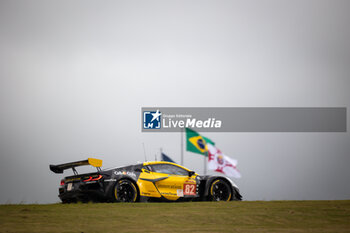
[142,165,152,171]
[151,164,188,176]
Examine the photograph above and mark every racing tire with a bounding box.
[209,179,232,201]
[114,179,138,203]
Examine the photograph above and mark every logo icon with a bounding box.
[143,110,162,129]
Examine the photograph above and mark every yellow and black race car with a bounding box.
[50,158,242,203]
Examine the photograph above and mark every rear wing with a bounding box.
[49,158,102,175]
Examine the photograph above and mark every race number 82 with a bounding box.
[183,183,196,195]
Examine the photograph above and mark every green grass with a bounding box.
[1,201,350,232]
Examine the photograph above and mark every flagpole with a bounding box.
[181,127,184,166]
[142,142,147,162]
[159,147,163,161]
[204,151,207,175]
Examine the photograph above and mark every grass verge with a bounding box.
[0,200,350,232]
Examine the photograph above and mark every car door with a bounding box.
[137,165,162,198]
[150,164,197,201]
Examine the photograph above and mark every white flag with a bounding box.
[207,144,241,178]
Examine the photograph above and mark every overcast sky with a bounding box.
[0,0,349,203]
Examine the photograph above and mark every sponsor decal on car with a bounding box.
[114,171,137,177]
[157,184,182,189]
[177,189,184,197]
[104,178,117,182]
[161,192,177,196]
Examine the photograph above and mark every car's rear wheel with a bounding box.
[114,179,138,202]
[209,179,232,201]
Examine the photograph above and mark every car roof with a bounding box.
[143,161,191,171]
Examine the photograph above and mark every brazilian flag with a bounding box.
[186,128,215,156]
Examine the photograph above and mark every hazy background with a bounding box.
[0,0,349,203]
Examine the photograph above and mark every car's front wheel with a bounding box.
[209,179,232,201]
[114,179,138,202]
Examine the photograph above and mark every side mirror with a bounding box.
[188,171,195,177]
[135,168,150,173]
